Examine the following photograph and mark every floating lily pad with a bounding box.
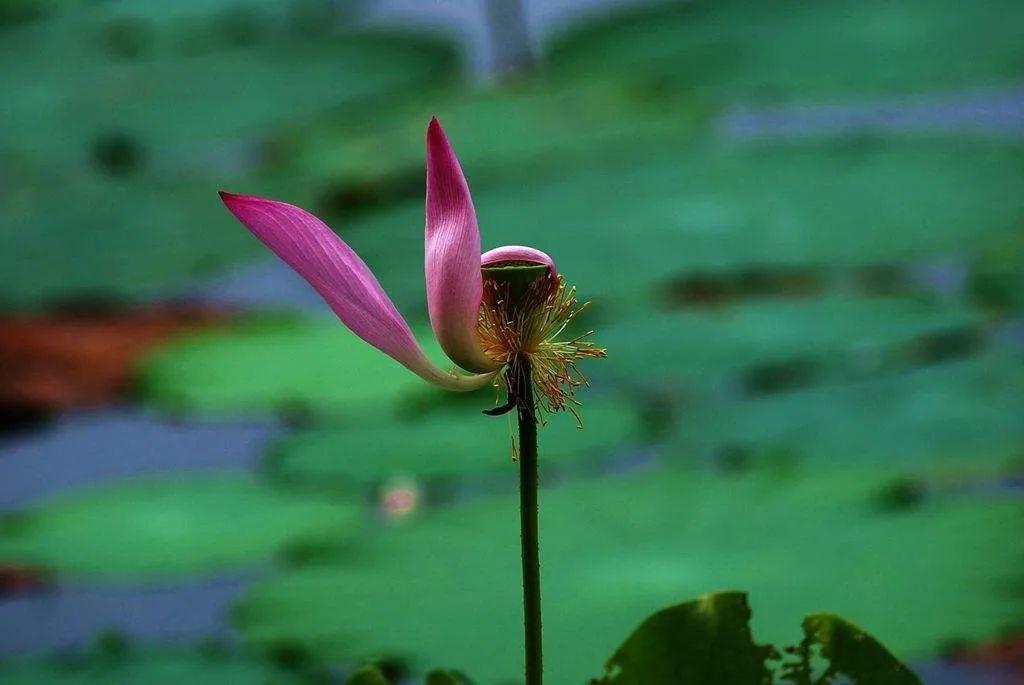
[237,466,1023,683]
[274,75,710,202]
[548,0,1024,102]
[673,352,1024,472]
[277,0,1024,202]
[332,140,1024,318]
[595,296,983,392]
[0,4,457,169]
[139,316,463,419]
[0,474,360,579]
[267,399,643,490]
[0,173,263,308]
[0,5,458,309]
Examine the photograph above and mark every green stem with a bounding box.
[515,356,543,685]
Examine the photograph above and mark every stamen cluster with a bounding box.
[476,274,606,422]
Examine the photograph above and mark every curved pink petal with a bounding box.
[425,118,497,374]
[220,192,491,391]
[480,245,557,275]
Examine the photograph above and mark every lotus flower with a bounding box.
[220,118,603,413]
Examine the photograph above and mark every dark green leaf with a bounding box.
[425,669,473,685]
[790,614,923,685]
[593,592,774,684]
[345,665,391,685]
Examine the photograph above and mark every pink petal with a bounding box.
[480,245,557,275]
[220,192,491,391]
[425,118,497,374]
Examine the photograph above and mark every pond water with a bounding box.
[0,571,259,655]
[721,86,1024,138]
[0,411,279,511]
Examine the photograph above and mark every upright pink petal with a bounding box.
[220,192,491,391]
[425,118,497,374]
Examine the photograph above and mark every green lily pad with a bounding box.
[595,593,921,684]
[548,0,1024,102]
[0,5,458,308]
[139,316,465,418]
[424,670,473,685]
[596,296,983,392]
[0,474,361,580]
[0,5,457,169]
[0,173,269,307]
[343,666,473,685]
[787,614,923,685]
[273,75,710,200]
[594,592,775,685]
[673,352,1024,472]
[267,399,643,490]
[345,666,392,685]
[276,0,1024,202]
[236,466,1023,683]
[0,647,316,685]
[333,140,1024,318]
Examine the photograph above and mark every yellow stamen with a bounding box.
[477,274,606,423]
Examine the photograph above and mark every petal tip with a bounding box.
[218,190,261,210]
[426,117,453,156]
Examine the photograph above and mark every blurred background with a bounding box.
[1,0,1023,683]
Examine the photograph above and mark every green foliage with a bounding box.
[424,670,473,685]
[780,614,923,685]
[593,592,775,684]
[548,0,1024,101]
[236,466,1022,683]
[0,474,361,579]
[594,592,921,684]
[345,665,392,685]
[343,666,473,685]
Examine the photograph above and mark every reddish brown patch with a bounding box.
[950,634,1024,675]
[0,563,53,597]
[0,306,229,415]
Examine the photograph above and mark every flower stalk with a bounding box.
[514,354,543,685]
